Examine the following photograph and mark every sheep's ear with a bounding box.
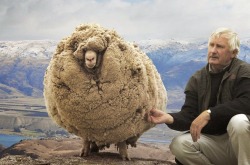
[73,43,86,60]
[118,41,127,51]
[104,34,111,45]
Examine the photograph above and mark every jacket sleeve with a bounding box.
[166,75,199,131]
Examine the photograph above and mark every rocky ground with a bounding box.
[0,138,176,165]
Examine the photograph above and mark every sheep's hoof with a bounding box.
[122,155,131,161]
[80,148,90,157]
[80,147,90,157]
[117,141,131,161]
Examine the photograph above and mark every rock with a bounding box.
[0,138,176,165]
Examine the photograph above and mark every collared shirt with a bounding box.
[209,63,231,73]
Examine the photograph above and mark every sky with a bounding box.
[1,0,250,42]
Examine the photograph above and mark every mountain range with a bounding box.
[0,39,250,110]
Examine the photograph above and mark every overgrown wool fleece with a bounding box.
[44,23,167,146]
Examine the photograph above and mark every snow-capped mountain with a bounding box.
[0,39,250,109]
[140,39,250,88]
[0,40,57,59]
[0,40,58,97]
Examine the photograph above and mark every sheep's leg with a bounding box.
[90,142,99,153]
[117,141,130,161]
[80,139,91,157]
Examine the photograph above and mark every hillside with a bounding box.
[0,40,56,97]
[0,138,176,165]
[0,83,25,99]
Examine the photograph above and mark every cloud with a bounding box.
[0,0,250,41]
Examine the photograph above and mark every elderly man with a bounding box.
[148,28,250,165]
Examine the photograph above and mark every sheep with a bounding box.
[43,23,167,160]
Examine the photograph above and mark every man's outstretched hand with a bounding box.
[148,109,174,124]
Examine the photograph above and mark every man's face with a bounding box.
[207,36,236,71]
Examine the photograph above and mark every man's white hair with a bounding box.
[208,27,240,55]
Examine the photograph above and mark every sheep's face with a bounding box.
[85,50,97,69]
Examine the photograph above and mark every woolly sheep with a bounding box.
[43,23,167,160]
